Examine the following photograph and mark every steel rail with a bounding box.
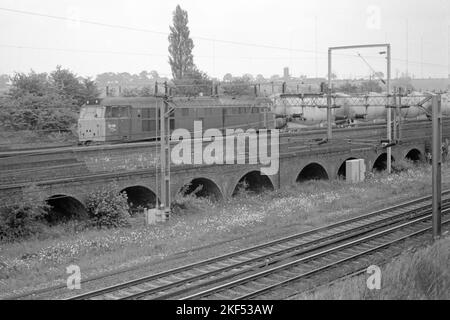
[67,192,448,300]
[180,213,448,300]
[131,201,449,300]
[236,218,450,300]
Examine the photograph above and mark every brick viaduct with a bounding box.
[1,121,441,219]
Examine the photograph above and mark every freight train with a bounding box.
[78,96,275,143]
[273,92,450,129]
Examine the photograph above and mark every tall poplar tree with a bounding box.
[168,5,194,80]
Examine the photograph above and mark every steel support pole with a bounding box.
[432,94,442,240]
[160,82,171,220]
[397,89,402,141]
[386,45,392,174]
[392,89,397,141]
[327,49,332,140]
[160,97,166,213]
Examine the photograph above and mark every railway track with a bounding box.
[67,192,450,300]
[0,122,392,158]
[0,119,436,158]
[0,119,445,188]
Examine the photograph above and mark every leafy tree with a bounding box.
[50,65,85,104]
[336,80,382,94]
[168,5,195,80]
[0,67,100,131]
[223,73,233,82]
[8,70,49,98]
[172,68,212,96]
[270,74,280,81]
[81,77,101,103]
[221,76,254,96]
[95,72,119,88]
[94,71,167,96]
[336,82,359,94]
[242,73,254,82]
[360,80,383,93]
[150,70,160,80]
[122,86,154,97]
[256,74,266,82]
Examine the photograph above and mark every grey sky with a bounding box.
[0,0,449,79]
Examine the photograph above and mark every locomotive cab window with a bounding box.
[105,106,112,118]
[80,106,104,119]
[111,106,120,118]
[107,106,131,118]
[119,106,130,118]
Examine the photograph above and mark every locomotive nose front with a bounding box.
[78,105,105,143]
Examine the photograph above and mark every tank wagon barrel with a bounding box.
[272,92,450,129]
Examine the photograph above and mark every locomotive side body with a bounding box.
[78,96,274,143]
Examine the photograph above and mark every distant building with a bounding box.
[283,67,290,81]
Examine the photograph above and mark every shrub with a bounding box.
[0,185,50,241]
[172,183,212,215]
[85,183,131,228]
[392,159,417,173]
[232,180,251,197]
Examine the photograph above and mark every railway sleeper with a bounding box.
[279,270,299,278]
[225,288,249,297]
[181,270,202,277]
[191,267,212,274]
[155,278,174,285]
[140,282,161,290]
[211,293,232,300]
[266,273,289,282]
[104,293,121,300]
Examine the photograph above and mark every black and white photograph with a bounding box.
[0,0,449,309]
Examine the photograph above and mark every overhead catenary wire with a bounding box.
[0,6,448,71]
[356,52,386,85]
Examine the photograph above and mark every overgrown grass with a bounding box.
[0,162,447,297]
[0,129,76,150]
[298,236,450,300]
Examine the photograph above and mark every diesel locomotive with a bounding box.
[78,96,275,143]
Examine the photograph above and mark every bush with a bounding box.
[172,183,212,215]
[85,183,131,228]
[392,159,417,173]
[0,185,50,241]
